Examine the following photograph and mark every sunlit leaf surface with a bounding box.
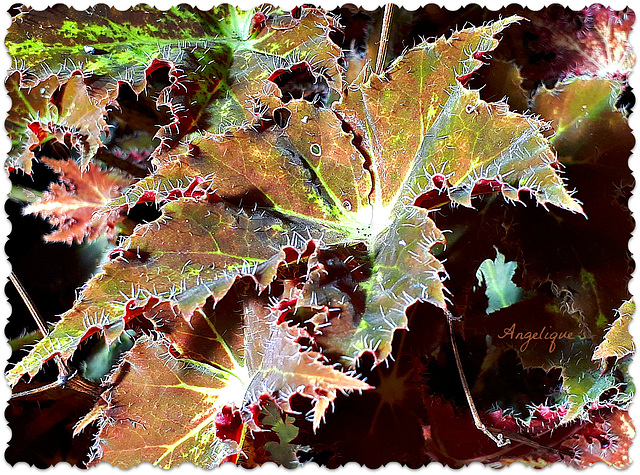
[7,5,621,469]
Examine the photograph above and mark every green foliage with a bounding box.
[261,401,302,468]
[5,3,634,470]
[79,330,134,382]
[476,247,523,313]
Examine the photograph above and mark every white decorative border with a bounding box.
[1,1,637,473]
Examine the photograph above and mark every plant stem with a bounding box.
[9,272,69,377]
[95,148,148,178]
[375,4,394,75]
[9,185,44,203]
[447,312,511,447]
[10,379,68,399]
[6,272,98,399]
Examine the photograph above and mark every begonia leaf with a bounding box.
[6,198,297,385]
[86,287,368,467]
[9,13,582,383]
[87,336,244,467]
[592,300,635,362]
[6,71,60,173]
[7,8,592,469]
[23,157,131,244]
[6,5,343,170]
[532,76,631,163]
[6,71,113,171]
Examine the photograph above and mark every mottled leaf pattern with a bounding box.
[90,337,243,467]
[6,71,60,173]
[89,285,368,467]
[6,199,297,385]
[8,11,582,394]
[6,5,343,170]
[6,71,113,171]
[334,17,582,213]
[7,5,613,469]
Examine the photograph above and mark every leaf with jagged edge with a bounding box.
[328,16,582,363]
[5,71,60,174]
[105,83,372,223]
[7,16,585,391]
[475,247,524,313]
[593,300,635,363]
[205,7,345,128]
[469,59,530,112]
[558,347,634,422]
[323,17,582,362]
[7,5,342,98]
[86,336,244,468]
[109,16,581,368]
[6,5,343,170]
[23,157,131,244]
[240,291,372,431]
[145,7,345,147]
[261,401,301,468]
[464,293,634,423]
[532,76,631,164]
[109,92,446,369]
[5,71,113,172]
[53,74,115,161]
[334,17,582,213]
[5,198,310,386]
[560,408,634,469]
[85,279,369,467]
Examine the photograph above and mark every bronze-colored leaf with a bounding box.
[6,198,295,385]
[24,158,131,244]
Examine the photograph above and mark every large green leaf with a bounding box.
[6,5,343,170]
